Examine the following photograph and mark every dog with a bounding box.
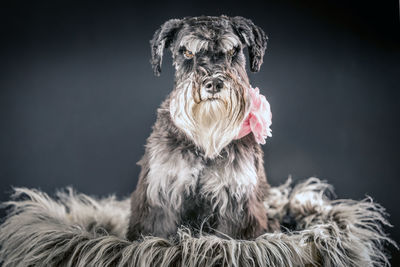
[127,15,275,241]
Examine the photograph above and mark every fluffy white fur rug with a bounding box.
[0,178,396,267]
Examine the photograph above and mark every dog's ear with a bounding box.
[230,17,268,72]
[150,19,183,76]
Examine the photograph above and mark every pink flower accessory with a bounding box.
[236,87,272,144]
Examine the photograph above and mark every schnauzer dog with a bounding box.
[127,15,273,241]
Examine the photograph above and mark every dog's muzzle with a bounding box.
[200,77,226,100]
[203,78,224,95]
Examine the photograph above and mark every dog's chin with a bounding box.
[170,82,248,159]
[190,99,243,159]
[193,99,226,126]
[203,96,222,102]
[196,97,226,113]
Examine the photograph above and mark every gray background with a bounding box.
[1,0,399,264]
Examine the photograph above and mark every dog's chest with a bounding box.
[199,157,258,199]
[180,189,217,232]
[179,157,258,231]
[146,145,258,211]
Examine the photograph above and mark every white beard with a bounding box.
[170,77,248,158]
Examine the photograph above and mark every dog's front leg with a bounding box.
[127,146,203,240]
[127,181,180,240]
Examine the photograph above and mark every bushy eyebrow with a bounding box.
[219,35,241,52]
[178,36,209,54]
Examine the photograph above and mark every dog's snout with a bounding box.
[204,78,224,94]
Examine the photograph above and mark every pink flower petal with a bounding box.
[236,87,272,144]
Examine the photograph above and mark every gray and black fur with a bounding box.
[127,15,271,241]
[0,179,395,266]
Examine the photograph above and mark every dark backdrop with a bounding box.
[1,0,399,264]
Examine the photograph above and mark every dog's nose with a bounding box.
[204,78,224,94]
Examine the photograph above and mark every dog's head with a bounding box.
[150,15,268,158]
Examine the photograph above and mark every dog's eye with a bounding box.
[183,50,194,59]
[227,48,237,57]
